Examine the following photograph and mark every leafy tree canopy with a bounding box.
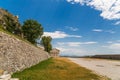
[41,36,52,53]
[22,19,43,44]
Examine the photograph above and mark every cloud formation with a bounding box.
[92,29,103,32]
[66,26,79,31]
[108,43,120,50]
[56,41,120,56]
[102,42,120,54]
[57,41,97,47]
[56,46,86,56]
[66,0,120,20]
[43,31,82,39]
[114,21,120,25]
[55,41,98,56]
[105,30,115,34]
[92,29,115,34]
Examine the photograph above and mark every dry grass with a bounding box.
[12,58,109,80]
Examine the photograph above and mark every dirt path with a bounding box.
[68,58,120,80]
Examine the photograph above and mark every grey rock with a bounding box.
[3,71,8,75]
[0,74,11,80]
[10,78,19,80]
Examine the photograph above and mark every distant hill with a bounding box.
[90,54,120,60]
[61,54,120,60]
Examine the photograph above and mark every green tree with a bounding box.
[41,36,52,53]
[22,19,43,44]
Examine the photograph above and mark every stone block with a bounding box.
[0,74,11,80]
[10,78,19,80]
[3,71,8,75]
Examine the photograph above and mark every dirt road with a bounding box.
[69,58,120,80]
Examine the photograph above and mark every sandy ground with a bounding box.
[68,58,120,80]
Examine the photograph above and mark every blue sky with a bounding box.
[1,0,120,56]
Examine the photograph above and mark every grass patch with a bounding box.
[12,58,109,80]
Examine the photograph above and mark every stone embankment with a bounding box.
[0,31,50,73]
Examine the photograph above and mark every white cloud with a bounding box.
[116,40,120,42]
[66,0,89,5]
[92,29,103,32]
[55,41,98,56]
[55,44,90,56]
[66,26,79,31]
[56,47,87,56]
[57,42,80,47]
[56,41,120,56]
[92,29,115,34]
[68,42,81,47]
[43,31,82,39]
[82,41,97,44]
[114,21,120,25]
[57,41,97,47]
[105,30,115,34]
[56,47,82,53]
[102,43,120,51]
[66,0,120,20]
[101,45,108,48]
[107,41,113,44]
[106,40,120,44]
[108,43,120,50]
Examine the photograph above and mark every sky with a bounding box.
[0,0,120,56]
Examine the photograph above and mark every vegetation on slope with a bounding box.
[0,8,21,35]
[0,8,53,52]
[12,58,109,80]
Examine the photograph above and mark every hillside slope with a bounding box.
[0,31,50,73]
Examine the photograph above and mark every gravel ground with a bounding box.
[68,58,120,80]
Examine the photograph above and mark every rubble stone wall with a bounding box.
[0,32,50,73]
